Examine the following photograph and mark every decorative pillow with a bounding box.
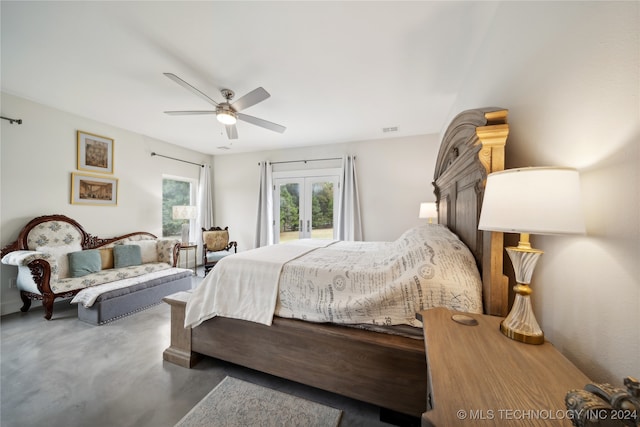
[156,239,178,264]
[98,248,114,270]
[35,243,82,279]
[113,245,142,268]
[204,230,229,252]
[135,240,158,264]
[68,250,102,278]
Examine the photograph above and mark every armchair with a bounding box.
[202,226,237,275]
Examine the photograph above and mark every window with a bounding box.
[273,169,340,243]
[162,176,196,237]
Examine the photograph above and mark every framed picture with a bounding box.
[71,173,118,206]
[77,131,114,174]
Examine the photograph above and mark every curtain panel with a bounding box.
[337,155,363,241]
[255,161,274,247]
[197,165,214,250]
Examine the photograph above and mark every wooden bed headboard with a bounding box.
[433,108,510,316]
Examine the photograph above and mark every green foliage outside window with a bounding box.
[163,179,191,237]
[280,184,299,232]
[279,182,334,232]
[312,182,333,229]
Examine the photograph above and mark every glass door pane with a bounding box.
[277,181,303,243]
[309,179,337,239]
[274,173,339,243]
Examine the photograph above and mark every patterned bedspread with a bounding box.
[185,224,482,329]
[275,224,483,327]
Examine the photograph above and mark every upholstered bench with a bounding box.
[76,268,193,325]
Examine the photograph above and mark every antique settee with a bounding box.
[1,214,193,323]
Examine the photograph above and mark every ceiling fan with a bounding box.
[163,73,286,140]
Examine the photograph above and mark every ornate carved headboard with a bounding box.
[433,108,510,316]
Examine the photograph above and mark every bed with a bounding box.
[163,107,511,419]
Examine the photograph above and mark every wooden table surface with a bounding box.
[418,307,591,426]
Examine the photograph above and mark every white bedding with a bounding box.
[184,224,483,329]
[184,239,335,328]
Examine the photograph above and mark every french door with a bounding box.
[274,171,340,243]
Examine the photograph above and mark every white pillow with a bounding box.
[133,240,158,264]
[35,243,82,279]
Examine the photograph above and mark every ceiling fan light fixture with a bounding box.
[216,110,237,125]
[164,74,285,138]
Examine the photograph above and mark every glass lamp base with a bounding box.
[502,246,545,345]
[500,292,544,344]
[181,223,190,244]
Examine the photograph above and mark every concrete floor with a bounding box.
[0,273,403,427]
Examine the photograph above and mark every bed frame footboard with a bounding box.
[163,292,201,368]
[163,292,428,417]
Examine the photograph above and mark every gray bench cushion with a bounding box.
[77,270,192,325]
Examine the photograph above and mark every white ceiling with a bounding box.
[1,1,499,155]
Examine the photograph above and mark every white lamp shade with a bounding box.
[172,205,197,220]
[478,167,585,235]
[419,202,438,219]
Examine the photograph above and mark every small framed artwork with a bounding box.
[71,172,118,206]
[77,131,114,174]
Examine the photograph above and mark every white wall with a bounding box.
[448,2,639,384]
[212,134,440,251]
[0,93,211,315]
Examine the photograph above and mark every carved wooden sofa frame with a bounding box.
[1,214,181,320]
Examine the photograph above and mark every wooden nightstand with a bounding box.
[417,307,591,426]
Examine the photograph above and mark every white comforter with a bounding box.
[184,239,335,328]
[184,224,483,329]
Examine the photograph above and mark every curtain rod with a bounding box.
[151,152,204,167]
[259,157,346,166]
[1,116,22,125]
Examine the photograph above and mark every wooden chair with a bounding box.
[202,226,237,275]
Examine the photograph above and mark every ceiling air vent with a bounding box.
[217,146,231,150]
[382,127,398,133]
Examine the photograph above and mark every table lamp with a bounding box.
[419,202,438,223]
[172,205,197,244]
[478,167,585,344]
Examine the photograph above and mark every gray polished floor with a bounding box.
[0,273,401,427]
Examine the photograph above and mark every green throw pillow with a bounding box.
[68,250,102,278]
[113,245,142,268]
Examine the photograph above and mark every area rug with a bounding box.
[174,376,343,427]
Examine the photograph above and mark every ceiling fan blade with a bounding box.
[226,124,238,139]
[231,87,270,112]
[237,113,286,134]
[164,110,216,115]
[163,73,219,107]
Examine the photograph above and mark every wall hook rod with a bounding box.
[151,152,204,167]
[258,157,344,166]
[1,116,22,125]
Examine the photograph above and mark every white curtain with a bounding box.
[337,155,363,241]
[196,164,213,251]
[255,161,274,247]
